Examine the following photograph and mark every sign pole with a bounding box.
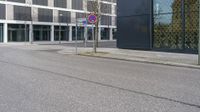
[199,0,200,65]
[88,13,97,53]
[75,19,78,55]
[92,23,95,52]
[84,26,87,48]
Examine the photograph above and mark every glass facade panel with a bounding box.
[153,0,199,52]
[101,3,112,14]
[32,0,48,6]
[38,8,53,22]
[72,0,83,10]
[33,25,51,41]
[0,4,5,19]
[87,27,93,40]
[101,28,109,40]
[101,15,112,25]
[58,11,71,23]
[54,0,67,8]
[72,26,84,40]
[54,26,69,41]
[113,28,117,40]
[7,0,25,3]
[0,24,3,42]
[14,6,31,21]
[185,0,199,51]
[8,24,29,42]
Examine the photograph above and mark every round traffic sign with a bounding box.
[88,14,97,24]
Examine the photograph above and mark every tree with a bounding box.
[87,0,101,53]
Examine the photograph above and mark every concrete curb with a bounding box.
[79,54,200,70]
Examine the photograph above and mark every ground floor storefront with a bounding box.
[0,23,117,43]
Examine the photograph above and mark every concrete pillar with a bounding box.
[84,27,88,41]
[67,0,72,9]
[51,25,54,42]
[3,23,8,43]
[48,0,54,7]
[69,26,72,41]
[6,4,13,20]
[29,24,33,43]
[53,9,58,23]
[109,28,113,40]
[98,27,101,41]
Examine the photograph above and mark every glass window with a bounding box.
[113,28,117,40]
[87,1,95,12]
[101,3,111,14]
[101,15,111,25]
[14,6,31,21]
[72,0,83,10]
[153,0,199,52]
[32,0,48,6]
[154,0,181,14]
[0,24,3,42]
[7,0,25,3]
[101,28,109,40]
[185,0,199,50]
[33,25,51,41]
[153,0,182,49]
[0,4,5,19]
[58,11,71,23]
[38,8,53,22]
[54,26,69,41]
[8,24,29,42]
[72,26,84,40]
[54,0,67,8]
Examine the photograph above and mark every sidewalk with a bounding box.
[9,44,199,69]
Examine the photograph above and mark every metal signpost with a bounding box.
[199,0,200,65]
[76,18,87,54]
[88,14,97,52]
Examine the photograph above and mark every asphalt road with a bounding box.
[0,45,200,112]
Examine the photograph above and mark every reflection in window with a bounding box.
[72,26,84,40]
[101,28,109,40]
[54,26,69,41]
[8,24,29,42]
[153,0,199,51]
[33,25,51,41]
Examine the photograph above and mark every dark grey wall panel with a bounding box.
[117,0,152,49]
[0,4,5,19]
[118,0,150,17]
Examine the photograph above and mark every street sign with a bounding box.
[77,18,87,26]
[88,14,97,24]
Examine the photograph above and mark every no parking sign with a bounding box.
[88,14,97,24]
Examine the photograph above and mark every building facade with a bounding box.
[117,0,199,53]
[0,0,117,43]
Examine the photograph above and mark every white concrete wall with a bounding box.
[48,0,54,7]
[3,23,7,43]
[53,9,58,23]
[67,0,72,9]
[6,4,13,20]
[32,7,38,21]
